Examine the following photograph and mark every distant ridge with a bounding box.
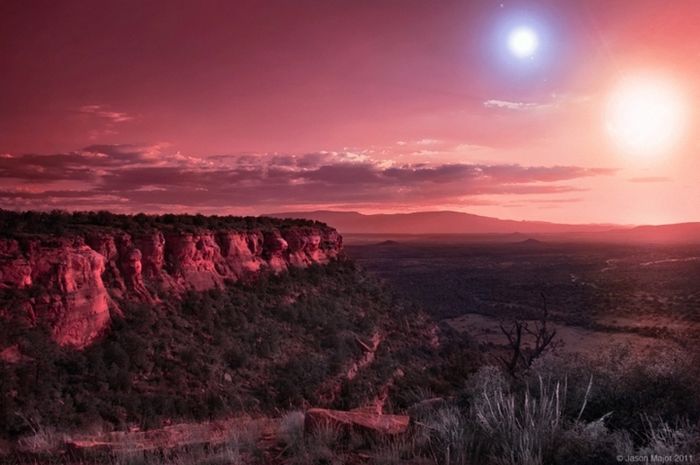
[585,222,700,244]
[267,210,700,243]
[267,210,621,235]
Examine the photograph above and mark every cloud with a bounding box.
[79,105,134,123]
[483,94,590,112]
[395,138,441,147]
[77,105,135,140]
[415,138,441,146]
[0,145,613,212]
[483,99,547,111]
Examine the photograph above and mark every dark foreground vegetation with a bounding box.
[279,359,700,465]
[3,353,699,464]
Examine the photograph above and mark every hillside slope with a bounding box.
[0,260,432,435]
[0,211,444,440]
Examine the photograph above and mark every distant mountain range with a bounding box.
[268,210,621,234]
[267,210,700,243]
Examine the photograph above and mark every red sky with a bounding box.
[1,0,699,224]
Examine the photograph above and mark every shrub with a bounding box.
[285,421,343,465]
[530,346,700,433]
[637,416,700,457]
[278,410,305,451]
[553,417,629,465]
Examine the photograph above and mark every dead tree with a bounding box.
[497,292,558,377]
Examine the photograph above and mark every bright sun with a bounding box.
[508,27,538,58]
[605,74,687,157]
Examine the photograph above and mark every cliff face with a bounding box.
[0,225,342,349]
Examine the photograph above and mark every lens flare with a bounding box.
[606,74,687,157]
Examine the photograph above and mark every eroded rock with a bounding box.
[304,408,409,436]
[0,223,342,351]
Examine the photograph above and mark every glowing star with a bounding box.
[508,27,538,58]
[606,74,687,157]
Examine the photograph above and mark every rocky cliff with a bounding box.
[0,215,342,350]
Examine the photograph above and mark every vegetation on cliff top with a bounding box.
[0,209,326,237]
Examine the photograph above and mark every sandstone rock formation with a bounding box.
[304,408,410,436]
[0,223,342,350]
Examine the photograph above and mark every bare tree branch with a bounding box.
[497,292,559,377]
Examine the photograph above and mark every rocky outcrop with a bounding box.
[263,230,289,273]
[0,222,342,350]
[164,232,227,291]
[217,231,265,276]
[0,240,32,289]
[0,240,113,348]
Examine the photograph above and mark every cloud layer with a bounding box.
[0,145,613,213]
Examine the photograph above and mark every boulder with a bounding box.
[304,408,409,436]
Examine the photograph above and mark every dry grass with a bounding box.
[277,410,305,451]
[417,405,476,465]
[638,415,698,457]
[108,422,259,465]
[474,376,570,465]
[371,436,415,465]
[281,418,344,465]
[15,422,67,454]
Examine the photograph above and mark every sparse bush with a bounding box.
[419,405,475,465]
[531,346,700,433]
[278,410,305,451]
[285,421,344,465]
[463,365,509,400]
[637,415,700,457]
[553,417,629,465]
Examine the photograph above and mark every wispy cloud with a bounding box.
[483,94,590,112]
[79,105,134,123]
[77,105,135,140]
[396,138,442,146]
[415,138,441,146]
[483,99,548,111]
